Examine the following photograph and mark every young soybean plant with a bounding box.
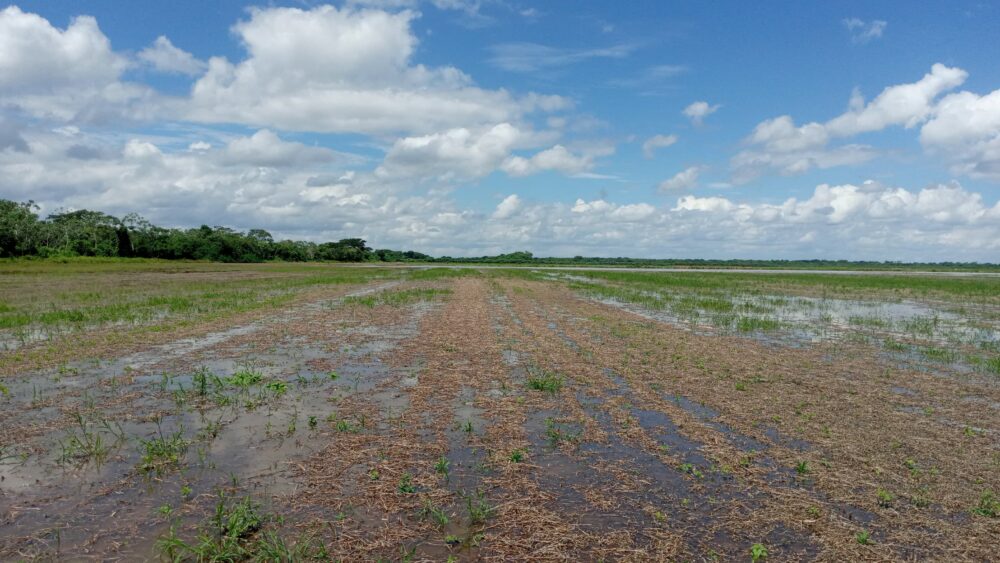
[434,456,450,477]
[464,489,494,525]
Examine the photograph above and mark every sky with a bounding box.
[1,1,999,261]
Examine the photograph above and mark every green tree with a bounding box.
[44,209,122,257]
[0,199,42,257]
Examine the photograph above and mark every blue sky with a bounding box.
[1,1,999,260]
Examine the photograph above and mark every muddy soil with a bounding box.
[1,272,997,561]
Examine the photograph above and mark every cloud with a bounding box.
[843,18,887,44]
[642,134,678,158]
[519,8,540,20]
[502,145,593,177]
[826,64,967,136]
[571,198,656,222]
[138,36,207,76]
[2,8,998,262]
[731,142,875,183]
[0,6,154,123]
[732,64,966,182]
[0,5,571,135]
[747,116,829,153]
[611,203,657,221]
[487,42,635,72]
[0,117,29,153]
[492,194,522,219]
[609,65,687,92]
[658,166,702,192]
[374,119,599,181]
[305,172,354,188]
[682,101,720,125]
[0,6,125,93]
[431,0,484,15]
[524,181,998,259]
[2,124,997,260]
[185,5,569,134]
[65,144,103,160]
[217,130,354,168]
[920,87,1000,180]
[377,123,525,182]
[345,0,419,8]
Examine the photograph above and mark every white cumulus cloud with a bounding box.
[185,5,568,135]
[492,194,522,219]
[138,36,207,76]
[502,145,593,177]
[0,6,154,122]
[921,87,1000,180]
[732,64,967,182]
[377,123,526,182]
[659,166,702,192]
[683,101,720,126]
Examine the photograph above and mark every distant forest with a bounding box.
[0,199,429,263]
[2,199,996,270]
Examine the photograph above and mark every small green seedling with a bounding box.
[434,456,450,476]
[972,490,999,518]
[398,473,416,494]
[876,488,894,507]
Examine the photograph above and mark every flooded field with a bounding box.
[1,262,998,561]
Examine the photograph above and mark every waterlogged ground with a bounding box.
[1,263,998,561]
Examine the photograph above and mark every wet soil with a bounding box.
[1,272,997,561]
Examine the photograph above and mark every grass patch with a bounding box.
[227,368,263,388]
[343,288,452,308]
[527,368,563,394]
[920,347,958,363]
[737,316,781,332]
[139,425,188,475]
[972,490,999,518]
[158,493,326,560]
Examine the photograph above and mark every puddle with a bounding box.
[528,306,876,541]
[588,287,999,375]
[0,290,434,559]
[761,426,812,452]
[511,337,816,559]
[443,386,489,492]
[501,349,520,366]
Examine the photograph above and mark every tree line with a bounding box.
[0,199,429,263]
